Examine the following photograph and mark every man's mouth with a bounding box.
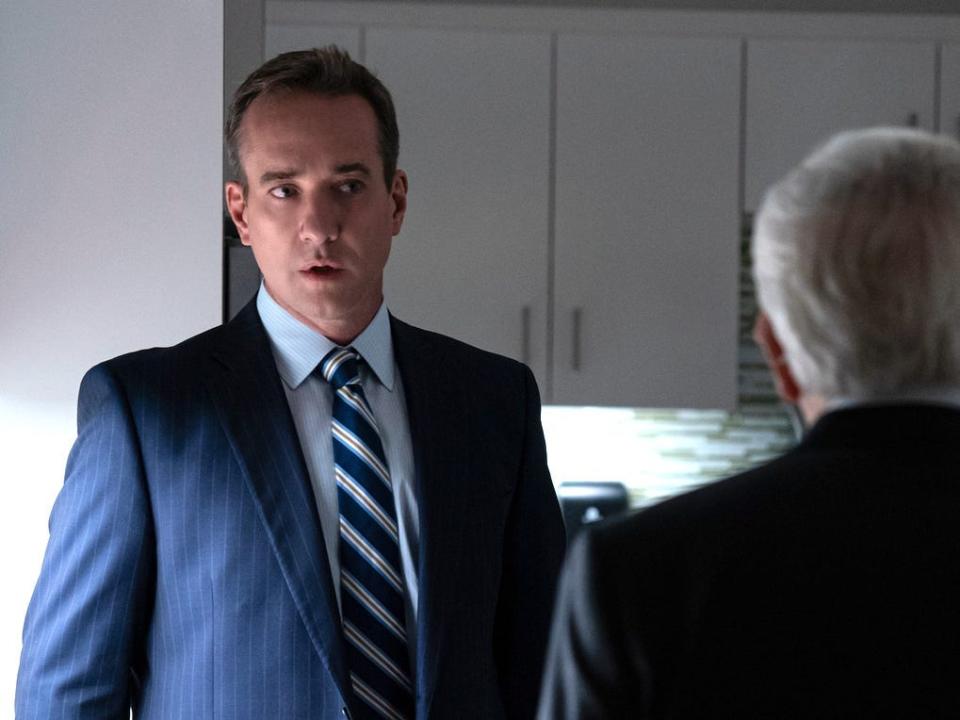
[303,264,343,277]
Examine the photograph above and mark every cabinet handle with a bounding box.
[521,306,531,367]
[572,307,582,372]
[906,112,919,128]
[956,114,960,141]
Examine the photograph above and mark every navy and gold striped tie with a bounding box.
[320,347,414,720]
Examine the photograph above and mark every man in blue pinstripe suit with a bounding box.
[16,47,566,719]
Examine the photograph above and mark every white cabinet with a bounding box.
[365,29,553,388]
[552,35,741,409]
[255,19,742,408]
[941,44,960,143]
[745,39,936,211]
[261,7,957,410]
[265,24,360,58]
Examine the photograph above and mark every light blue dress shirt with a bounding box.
[256,284,420,669]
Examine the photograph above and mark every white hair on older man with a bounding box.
[753,126,960,400]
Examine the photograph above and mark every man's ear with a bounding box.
[753,311,801,404]
[389,169,408,236]
[225,181,251,246]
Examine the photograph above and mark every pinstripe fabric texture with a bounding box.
[321,348,413,720]
[16,304,347,719]
[16,298,566,720]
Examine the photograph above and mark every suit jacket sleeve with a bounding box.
[494,365,567,719]
[537,525,652,720]
[16,363,155,719]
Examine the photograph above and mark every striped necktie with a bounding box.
[319,346,414,720]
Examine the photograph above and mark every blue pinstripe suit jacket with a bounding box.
[16,300,566,719]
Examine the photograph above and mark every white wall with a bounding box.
[0,1,223,710]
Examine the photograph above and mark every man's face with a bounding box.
[226,91,407,342]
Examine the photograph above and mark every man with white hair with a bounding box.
[537,127,960,719]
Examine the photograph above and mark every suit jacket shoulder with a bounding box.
[90,300,265,383]
[540,404,960,719]
[389,315,530,385]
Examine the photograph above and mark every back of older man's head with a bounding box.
[753,127,960,402]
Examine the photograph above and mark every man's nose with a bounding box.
[299,191,341,242]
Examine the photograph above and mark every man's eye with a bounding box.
[339,180,364,194]
[269,185,296,199]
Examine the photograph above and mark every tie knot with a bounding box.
[319,347,362,390]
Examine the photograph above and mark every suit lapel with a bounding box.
[391,317,468,717]
[204,301,349,694]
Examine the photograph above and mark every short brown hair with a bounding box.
[225,46,399,188]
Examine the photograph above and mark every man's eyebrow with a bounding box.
[258,168,301,185]
[334,162,371,177]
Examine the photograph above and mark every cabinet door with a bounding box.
[940,44,960,143]
[554,35,741,409]
[366,29,551,386]
[746,39,935,211]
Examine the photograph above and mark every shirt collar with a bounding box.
[256,282,395,391]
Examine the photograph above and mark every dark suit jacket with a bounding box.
[16,300,566,719]
[539,404,960,719]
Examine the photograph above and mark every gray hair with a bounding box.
[753,127,960,399]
